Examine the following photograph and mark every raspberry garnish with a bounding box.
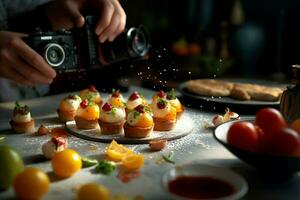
[88,85,97,92]
[102,102,112,112]
[157,100,166,109]
[129,91,139,100]
[112,90,120,98]
[157,90,166,98]
[80,99,88,108]
[134,105,145,113]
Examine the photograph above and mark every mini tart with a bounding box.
[57,95,81,122]
[10,102,35,133]
[99,120,125,134]
[74,116,98,129]
[57,109,77,122]
[79,85,102,107]
[152,98,177,131]
[98,102,126,134]
[10,119,35,133]
[126,91,148,115]
[124,105,154,138]
[124,122,153,138]
[75,99,100,129]
[153,117,176,131]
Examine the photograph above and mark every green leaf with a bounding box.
[162,153,175,164]
[95,160,116,175]
[82,157,98,168]
[167,88,176,100]
[133,111,141,119]
[111,108,117,117]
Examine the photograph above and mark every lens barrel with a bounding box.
[44,43,66,67]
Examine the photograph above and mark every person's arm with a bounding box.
[45,0,126,43]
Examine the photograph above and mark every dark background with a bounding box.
[13,0,300,93]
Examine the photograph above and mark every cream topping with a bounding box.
[13,113,31,123]
[62,98,81,111]
[127,111,141,126]
[100,107,126,123]
[126,98,143,110]
[152,102,171,118]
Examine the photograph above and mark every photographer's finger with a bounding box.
[95,1,114,35]
[108,14,126,42]
[4,65,34,86]
[11,56,53,85]
[13,41,56,78]
[101,13,120,42]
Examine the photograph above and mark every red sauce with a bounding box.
[168,176,235,199]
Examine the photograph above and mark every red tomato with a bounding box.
[268,128,300,156]
[227,121,259,152]
[255,108,286,134]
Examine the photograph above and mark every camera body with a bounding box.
[26,16,149,72]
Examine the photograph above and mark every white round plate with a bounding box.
[65,115,194,144]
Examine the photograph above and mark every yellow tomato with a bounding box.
[106,140,133,161]
[122,154,144,170]
[52,149,82,178]
[77,105,100,120]
[291,118,300,134]
[164,106,177,120]
[77,183,110,200]
[135,113,154,128]
[13,167,49,200]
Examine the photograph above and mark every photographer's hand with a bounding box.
[93,0,126,43]
[46,0,126,43]
[0,31,56,85]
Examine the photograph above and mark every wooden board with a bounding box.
[66,115,194,144]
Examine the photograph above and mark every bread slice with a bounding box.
[74,116,98,129]
[98,120,125,134]
[124,123,153,138]
[230,83,283,101]
[10,119,35,133]
[153,117,176,131]
[185,79,234,97]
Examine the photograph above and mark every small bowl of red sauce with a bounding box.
[162,163,248,200]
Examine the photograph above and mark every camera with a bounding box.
[25,16,149,72]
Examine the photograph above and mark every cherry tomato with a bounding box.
[227,121,259,152]
[77,183,110,200]
[255,108,286,134]
[51,149,82,178]
[268,128,300,156]
[13,167,49,200]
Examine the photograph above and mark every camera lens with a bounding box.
[128,26,148,57]
[44,43,65,67]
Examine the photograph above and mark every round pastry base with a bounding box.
[66,115,193,144]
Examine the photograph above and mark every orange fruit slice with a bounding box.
[106,140,133,161]
[121,154,144,170]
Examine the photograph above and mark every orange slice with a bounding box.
[106,140,133,161]
[122,154,144,170]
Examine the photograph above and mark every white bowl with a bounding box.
[162,162,248,200]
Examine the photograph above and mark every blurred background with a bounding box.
[52,0,300,93]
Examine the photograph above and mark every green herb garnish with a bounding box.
[167,88,176,100]
[14,101,29,115]
[133,111,141,119]
[82,157,98,168]
[111,108,117,117]
[144,106,153,116]
[162,153,175,164]
[95,160,116,175]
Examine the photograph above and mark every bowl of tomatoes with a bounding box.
[214,108,300,177]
